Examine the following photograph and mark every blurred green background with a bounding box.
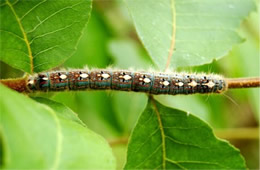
[0,0,259,169]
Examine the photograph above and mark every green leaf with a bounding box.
[33,97,86,127]
[125,98,246,169]
[154,95,211,122]
[0,85,115,169]
[52,91,125,136]
[125,0,256,70]
[64,10,111,68]
[112,92,148,133]
[0,0,92,73]
[108,39,153,69]
[224,9,260,122]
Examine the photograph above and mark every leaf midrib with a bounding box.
[6,0,33,73]
[153,1,177,168]
[151,98,166,169]
[165,0,176,71]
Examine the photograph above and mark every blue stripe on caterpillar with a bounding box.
[27,69,227,95]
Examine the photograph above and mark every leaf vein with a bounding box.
[165,158,186,169]
[6,0,33,73]
[176,160,228,168]
[29,21,80,45]
[165,135,208,149]
[33,45,60,59]
[133,127,160,153]
[0,29,24,41]
[2,48,30,58]
[139,108,154,127]
[26,1,84,34]
[165,0,176,71]
[135,144,162,169]
[20,0,47,21]
[176,26,235,31]
[33,61,50,69]
[151,97,166,169]
[163,126,202,130]
[176,13,241,18]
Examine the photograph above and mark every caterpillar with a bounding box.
[26,69,227,95]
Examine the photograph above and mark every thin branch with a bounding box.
[108,137,128,147]
[226,77,260,89]
[214,127,259,140]
[108,127,259,147]
[0,77,29,92]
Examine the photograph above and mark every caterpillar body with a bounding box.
[27,69,227,95]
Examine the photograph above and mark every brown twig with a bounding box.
[0,77,29,92]
[226,77,260,89]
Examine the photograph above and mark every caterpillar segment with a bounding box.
[27,69,227,95]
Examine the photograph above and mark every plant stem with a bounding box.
[108,137,128,146]
[226,77,260,89]
[108,127,259,146]
[214,127,259,140]
[0,77,28,92]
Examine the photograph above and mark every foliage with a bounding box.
[0,0,91,73]
[125,0,255,70]
[126,99,246,169]
[0,0,259,169]
[0,85,115,169]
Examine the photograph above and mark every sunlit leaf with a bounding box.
[0,0,92,73]
[125,0,255,70]
[108,39,153,69]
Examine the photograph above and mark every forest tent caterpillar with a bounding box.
[26,69,227,95]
